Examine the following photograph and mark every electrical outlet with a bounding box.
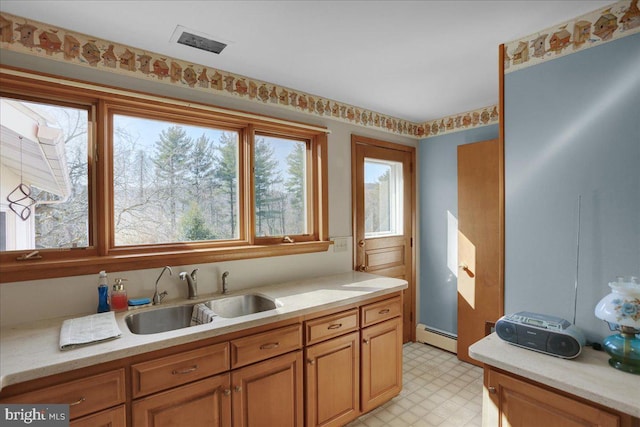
[332,237,348,253]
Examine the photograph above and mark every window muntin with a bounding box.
[112,114,240,246]
[364,158,403,238]
[254,135,309,238]
[0,97,90,251]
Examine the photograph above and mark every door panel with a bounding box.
[352,136,415,343]
[457,138,503,365]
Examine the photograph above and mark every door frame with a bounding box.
[351,134,416,342]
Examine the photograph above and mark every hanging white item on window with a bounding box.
[6,136,36,221]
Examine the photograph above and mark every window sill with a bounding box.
[0,241,332,283]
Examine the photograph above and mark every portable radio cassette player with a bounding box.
[495,311,586,359]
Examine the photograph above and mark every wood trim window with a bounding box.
[0,70,329,283]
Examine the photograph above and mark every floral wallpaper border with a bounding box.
[504,0,640,74]
[0,11,502,140]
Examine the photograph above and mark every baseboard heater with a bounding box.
[416,324,458,354]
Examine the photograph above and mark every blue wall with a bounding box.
[418,124,499,335]
[504,33,640,343]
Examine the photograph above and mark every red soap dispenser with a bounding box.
[111,278,128,311]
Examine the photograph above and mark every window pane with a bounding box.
[364,158,403,237]
[0,97,89,250]
[254,135,307,237]
[113,115,239,245]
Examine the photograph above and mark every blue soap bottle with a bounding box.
[97,270,110,313]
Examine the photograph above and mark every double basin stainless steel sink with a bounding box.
[125,293,279,335]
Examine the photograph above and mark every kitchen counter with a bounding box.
[0,271,407,391]
[469,333,640,418]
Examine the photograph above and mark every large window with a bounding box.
[112,115,240,245]
[0,97,90,251]
[0,72,328,282]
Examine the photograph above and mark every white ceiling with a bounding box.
[0,1,616,123]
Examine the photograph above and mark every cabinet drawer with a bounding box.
[231,323,302,369]
[305,308,359,345]
[70,404,126,427]
[1,369,125,420]
[132,342,229,398]
[361,295,402,327]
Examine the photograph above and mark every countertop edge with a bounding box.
[1,272,407,391]
[469,333,640,418]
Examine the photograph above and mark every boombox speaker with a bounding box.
[495,311,586,359]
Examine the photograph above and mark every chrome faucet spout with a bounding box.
[153,266,172,305]
[180,268,199,300]
[222,271,230,294]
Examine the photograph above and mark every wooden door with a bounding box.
[457,138,503,365]
[132,374,231,427]
[352,135,415,343]
[486,367,622,427]
[360,317,403,412]
[305,332,360,427]
[231,350,303,427]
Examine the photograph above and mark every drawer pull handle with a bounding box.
[488,386,497,394]
[260,342,279,350]
[172,365,198,375]
[327,323,342,330]
[308,359,315,365]
[378,308,390,315]
[363,338,370,344]
[223,388,231,396]
[235,386,242,393]
[69,397,86,406]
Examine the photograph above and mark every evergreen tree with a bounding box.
[153,126,192,236]
[188,133,215,202]
[213,132,239,238]
[180,202,216,241]
[285,142,306,234]
[254,138,282,236]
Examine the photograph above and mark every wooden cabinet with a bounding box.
[231,350,304,427]
[0,292,403,427]
[133,374,231,427]
[360,309,402,413]
[484,366,637,427]
[305,331,360,427]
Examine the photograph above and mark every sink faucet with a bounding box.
[179,269,199,300]
[153,266,172,305]
[222,271,230,294]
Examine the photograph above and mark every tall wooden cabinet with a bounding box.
[305,306,361,427]
[360,297,403,413]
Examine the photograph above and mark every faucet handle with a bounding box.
[191,268,199,279]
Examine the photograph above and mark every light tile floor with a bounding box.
[347,342,483,427]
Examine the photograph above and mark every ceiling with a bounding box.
[0,1,616,123]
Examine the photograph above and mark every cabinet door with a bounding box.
[132,373,231,427]
[486,367,623,427]
[231,350,303,427]
[306,332,360,427]
[361,317,402,413]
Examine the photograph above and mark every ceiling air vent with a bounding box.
[176,31,227,54]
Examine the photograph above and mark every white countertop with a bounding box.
[0,271,407,391]
[469,333,640,418]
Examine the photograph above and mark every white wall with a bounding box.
[0,51,416,327]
